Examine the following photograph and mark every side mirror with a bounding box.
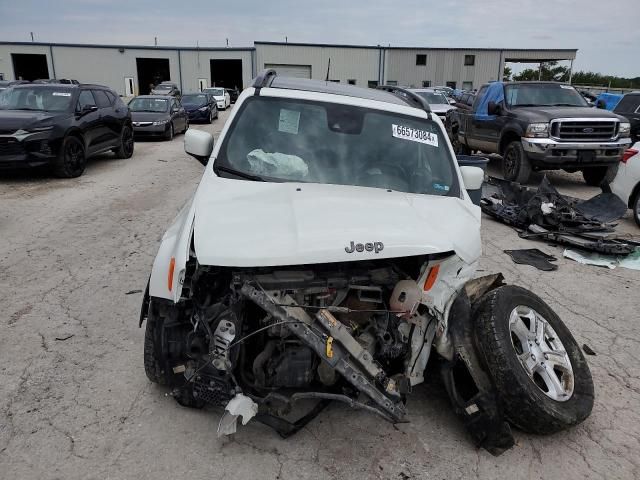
[460,166,484,191]
[596,99,606,109]
[487,101,501,116]
[184,129,213,166]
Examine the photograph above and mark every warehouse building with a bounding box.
[0,40,577,96]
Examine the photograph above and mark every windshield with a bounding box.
[182,94,207,106]
[505,84,588,107]
[128,97,169,112]
[416,92,449,105]
[154,84,172,90]
[216,97,458,196]
[206,88,225,96]
[0,87,74,112]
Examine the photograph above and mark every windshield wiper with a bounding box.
[549,103,580,107]
[215,165,266,182]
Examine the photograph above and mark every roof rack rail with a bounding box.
[377,85,432,115]
[252,69,277,89]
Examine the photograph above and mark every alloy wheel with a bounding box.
[508,305,575,402]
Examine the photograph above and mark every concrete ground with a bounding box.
[1,107,639,480]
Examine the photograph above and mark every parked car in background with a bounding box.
[150,82,181,97]
[450,81,631,185]
[0,80,30,91]
[0,83,133,177]
[408,88,455,122]
[203,87,230,110]
[612,92,640,142]
[225,87,240,103]
[610,142,640,227]
[129,95,188,140]
[434,86,456,104]
[181,93,218,123]
[33,79,80,85]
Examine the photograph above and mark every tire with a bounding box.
[632,191,640,228]
[451,129,471,155]
[502,141,532,183]
[182,119,189,134]
[113,125,134,159]
[582,165,618,187]
[164,122,174,141]
[143,300,169,385]
[206,110,213,124]
[474,286,594,434]
[53,136,87,178]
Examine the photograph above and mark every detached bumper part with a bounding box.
[217,394,259,436]
[441,288,514,456]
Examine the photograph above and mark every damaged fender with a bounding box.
[148,193,197,302]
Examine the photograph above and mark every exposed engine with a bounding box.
[153,256,437,433]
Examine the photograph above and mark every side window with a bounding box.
[472,86,487,111]
[92,90,111,108]
[77,90,96,111]
[104,91,117,105]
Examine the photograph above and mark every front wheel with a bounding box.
[474,286,594,434]
[582,165,618,187]
[503,140,531,183]
[53,136,86,178]
[164,122,174,141]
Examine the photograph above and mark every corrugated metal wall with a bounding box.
[0,42,578,95]
[384,49,502,89]
[256,43,380,87]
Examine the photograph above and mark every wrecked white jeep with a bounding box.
[139,71,594,455]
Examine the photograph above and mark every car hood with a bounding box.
[131,111,168,122]
[512,106,627,122]
[192,175,481,267]
[183,104,206,111]
[0,110,64,133]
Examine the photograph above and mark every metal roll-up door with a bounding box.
[264,64,312,79]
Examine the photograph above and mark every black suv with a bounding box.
[0,83,133,177]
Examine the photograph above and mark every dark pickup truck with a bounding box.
[448,81,632,185]
[611,92,640,143]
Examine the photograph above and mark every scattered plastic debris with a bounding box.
[504,249,558,271]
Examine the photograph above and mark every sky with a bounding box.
[0,0,638,77]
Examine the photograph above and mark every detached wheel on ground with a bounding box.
[113,124,134,159]
[502,141,531,183]
[53,136,86,178]
[164,122,174,141]
[474,285,594,434]
[582,165,618,187]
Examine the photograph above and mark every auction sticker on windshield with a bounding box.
[278,109,300,134]
[52,92,71,97]
[392,124,438,147]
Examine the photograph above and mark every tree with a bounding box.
[503,66,512,81]
[513,61,569,82]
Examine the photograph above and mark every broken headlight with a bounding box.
[524,123,549,138]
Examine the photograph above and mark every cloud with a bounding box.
[0,0,638,76]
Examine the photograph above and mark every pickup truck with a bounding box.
[611,92,640,143]
[447,81,632,185]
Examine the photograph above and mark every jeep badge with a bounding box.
[344,241,384,254]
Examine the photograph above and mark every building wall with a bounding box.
[178,49,253,93]
[384,49,502,89]
[0,44,53,81]
[51,46,181,95]
[0,42,578,95]
[255,43,380,87]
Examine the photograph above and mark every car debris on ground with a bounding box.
[481,176,636,255]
